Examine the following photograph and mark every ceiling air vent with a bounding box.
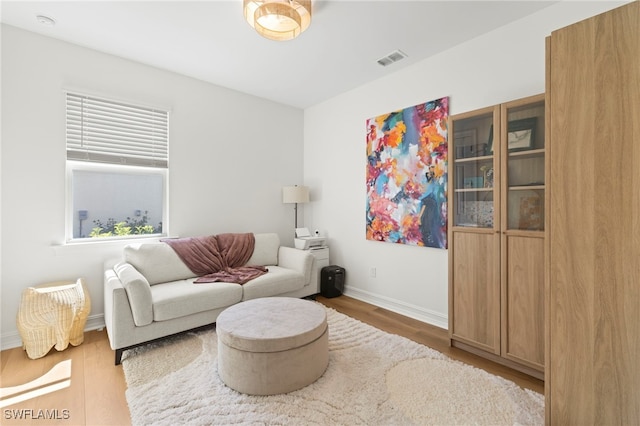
[377,49,408,67]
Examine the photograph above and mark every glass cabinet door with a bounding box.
[503,97,545,231]
[451,109,497,229]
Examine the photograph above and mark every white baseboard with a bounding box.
[343,286,448,330]
[1,331,23,351]
[85,314,106,332]
[1,314,105,352]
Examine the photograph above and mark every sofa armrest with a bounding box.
[113,262,153,327]
[103,268,136,351]
[278,246,314,285]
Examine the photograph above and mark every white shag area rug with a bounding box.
[122,306,544,425]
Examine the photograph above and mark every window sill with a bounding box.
[51,235,175,257]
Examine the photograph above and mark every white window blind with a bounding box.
[66,92,168,168]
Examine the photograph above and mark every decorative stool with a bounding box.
[216,297,328,395]
[17,278,91,359]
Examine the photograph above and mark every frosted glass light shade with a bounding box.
[282,186,309,204]
[244,0,312,41]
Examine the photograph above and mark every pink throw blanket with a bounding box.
[162,233,267,284]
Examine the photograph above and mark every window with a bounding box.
[66,92,168,241]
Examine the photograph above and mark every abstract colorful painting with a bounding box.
[366,97,449,249]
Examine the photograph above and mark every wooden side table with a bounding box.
[16,278,91,359]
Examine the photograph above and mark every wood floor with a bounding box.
[0,295,543,425]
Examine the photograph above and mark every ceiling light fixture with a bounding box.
[243,0,311,41]
[36,14,56,27]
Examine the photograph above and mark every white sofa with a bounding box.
[103,233,315,364]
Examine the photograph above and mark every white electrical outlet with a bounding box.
[370,267,376,278]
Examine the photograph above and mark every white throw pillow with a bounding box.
[124,243,196,285]
[246,233,279,266]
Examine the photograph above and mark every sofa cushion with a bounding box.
[113,262,153,327]
[150,279,243,322]
[241,266,305,301]
[124,243,196,285]
[245,233,279,266]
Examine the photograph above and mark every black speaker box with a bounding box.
[321,265,345,298]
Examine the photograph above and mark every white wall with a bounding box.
[302,1,626,328]
[1,25,304,348]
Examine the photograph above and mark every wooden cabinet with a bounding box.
[500,95,545,372]
[546,2,640,424]
[448,94,545,378]
[448,105,501,356]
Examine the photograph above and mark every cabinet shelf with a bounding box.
[508,148,545,159]
[454,155,493,164]
[509,185,545,191]
[455,187,494,193]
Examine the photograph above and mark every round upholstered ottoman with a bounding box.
[216,297,328,396]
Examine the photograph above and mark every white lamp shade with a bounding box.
[282,185,309,204]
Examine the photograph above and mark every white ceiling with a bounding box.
[1,1,557,109]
